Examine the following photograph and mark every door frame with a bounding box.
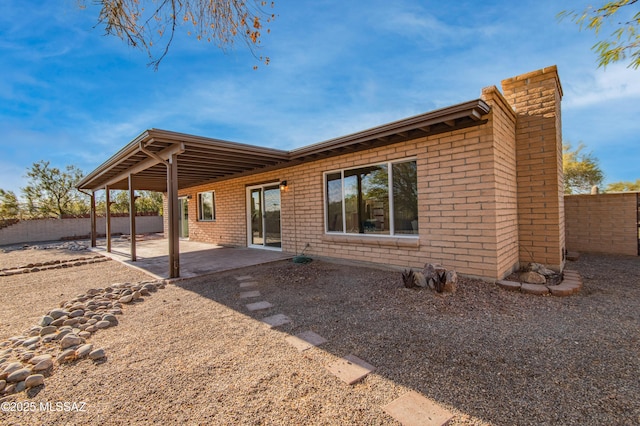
[246,182,282,251]
[178,196,189,239]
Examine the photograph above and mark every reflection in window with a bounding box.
[392,161,418,234]
[326,172,343,232]
[198,192,215,221]
[325,160,417,236]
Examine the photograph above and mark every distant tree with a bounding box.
[103,190,163,214]
[22,161,88,218]
[0,189,20,219]
[136,191,163,214]
[559,1,640,69]
[85,0,276,69]
[563,143,605,194]
[606,178,640,191]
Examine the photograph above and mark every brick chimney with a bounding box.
[501,66,565,271]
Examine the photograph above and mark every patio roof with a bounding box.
[77,99,490,192]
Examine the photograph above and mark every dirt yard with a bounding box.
[0,245,638,425]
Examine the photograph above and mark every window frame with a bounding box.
[197,191,216,222]
[323,158,418,238]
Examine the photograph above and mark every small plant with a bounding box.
[402,269,416,288]
[434,270,447,293]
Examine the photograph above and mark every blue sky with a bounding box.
[1,0,638,195]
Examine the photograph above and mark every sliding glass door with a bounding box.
[247,184,281,249]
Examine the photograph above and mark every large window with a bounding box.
[198,191,216,221]
[325,159,418,236]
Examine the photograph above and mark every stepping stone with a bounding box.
[235,275,253,281]
[261,314,291,328]
[246,301,273,311]
[383,391,453,426]
[239,290,261,299]
[285,330,328,352]
[325,354,375,385]
[239,281,259,288]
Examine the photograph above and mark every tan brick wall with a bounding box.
[501,66,565,271]
[481,86,520,278]
[565,193,639,256]
[177,111,522,280]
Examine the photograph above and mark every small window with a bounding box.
[198,192,215,221]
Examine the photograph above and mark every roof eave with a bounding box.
[289,99,490,160]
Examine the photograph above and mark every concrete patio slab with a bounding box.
[239,290,261,299]
[285,330,328,351]
[325,354,375,385]
[382,391,453,426]
[246,301,273,311]
[91,236,292,280]
[261,313,291,328]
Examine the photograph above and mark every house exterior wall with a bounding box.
[565,193,639,256]
[173,93,523,280]
[501,66,565,271]
[481,86,519,278]
[163,66,564,280]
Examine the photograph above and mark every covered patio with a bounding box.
[91,235,292,280]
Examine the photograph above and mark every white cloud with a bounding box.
[564,64,640,108]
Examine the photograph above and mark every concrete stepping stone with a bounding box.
[239,281,259,288]
[325,354,375,385]
[285,331,328,352]
[239,290,261,299]
[246,301,273,311]
[383,390,453,426]
[235,275,253,281]
[261,314,291,328]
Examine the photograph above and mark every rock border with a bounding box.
[496,269,583,296]
[0,255,109,277]
[0,280,166,397]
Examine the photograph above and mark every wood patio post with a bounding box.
[129,174,137,261]
[105,186,112,253]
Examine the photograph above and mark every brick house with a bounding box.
[78,66,565,280]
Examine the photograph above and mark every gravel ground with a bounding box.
[0,246,638,425]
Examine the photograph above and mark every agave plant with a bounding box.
[402,269,416,288]
[434,270,447,293]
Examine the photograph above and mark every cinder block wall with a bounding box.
[565,193,639,256]
[501,66,565,271]
[0,216,163,246]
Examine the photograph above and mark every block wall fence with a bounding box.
[565,193,639,256]
[166,67,566,280]
[0,216,163,246]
